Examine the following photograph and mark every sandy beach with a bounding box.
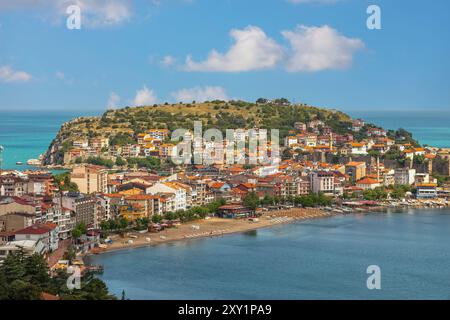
[88,208,333,255]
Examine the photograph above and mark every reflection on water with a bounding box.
[88,210,450,300]
[243,230,258,237]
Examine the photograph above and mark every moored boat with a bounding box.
[27,159,41,166]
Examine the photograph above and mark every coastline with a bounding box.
[85,208,333,256]
[84,203,449,258]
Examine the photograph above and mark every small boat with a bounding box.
[27,159,41,166]
[16,161,23,165]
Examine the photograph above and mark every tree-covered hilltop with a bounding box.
[42,98,419,165]
[50,99,354,140]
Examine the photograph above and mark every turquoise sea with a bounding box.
[1,109,450,170]
[348,110,450,148]
[1,109,450,299]
[0,110,99,170]
[87,209,450,300]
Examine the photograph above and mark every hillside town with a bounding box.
[2,112,450,270]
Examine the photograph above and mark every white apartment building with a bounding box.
[394,168,416,185]
[146,182,187,212]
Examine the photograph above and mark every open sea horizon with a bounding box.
[1,109,450,170]
[1,109,450,299]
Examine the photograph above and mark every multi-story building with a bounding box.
[159,144,176,158]
[90,137,109,149]
[297,177,311,195]
[97,194,123,221]
[394,168,416,186]
[14,222,59,252]
[349,142,368,155]
[416,183,438,199]
[71,165,108,194]
[146,129,170,141]
[0,175,28,197]
[0,212,35,233]
[47,198,73,240]
[146,182,187,212]
[27,172,55,196]
[124,194,160,218]
[61,193,97,229]
[345,162,367,183]
[356,177,381,190]
[73,139,89,149]
[310,171,335,195]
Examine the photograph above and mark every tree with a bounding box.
[63,246,77,262]
[243,192,260,211]
[261,195,275,206]
[118,217,129,230]
[152,215,163,223]
[54,172,79,192]
[72,228,82,239]
[390,185,411,199]
[72,222,87,239]
[115,157,127,166]
[363,187,388,200]
[256,98,268,104]
[0,251,116,300]
[86,157,114,168]
[368,150,381,158]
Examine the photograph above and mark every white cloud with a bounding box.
[171,86,229,103]
[55,71,65,79]
[107,92,120,109]
[161,55,176,67]
[185,26,284,72]
[282,25,364,72]
[67,0,132,27]
[0,65,32,83]
[0,0,132,27]
[182,25,363,73]
[133,86,158,106]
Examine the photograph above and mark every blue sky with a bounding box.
[0,0,449,112]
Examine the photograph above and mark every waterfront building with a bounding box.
[124,194,160,218]
[146,182,187,211]
[310,171,335,195]
[394,168,416,186]
[217,204,253,218]
[416,183,438,199]
[356,178,381,190]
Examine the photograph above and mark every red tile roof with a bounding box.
[15,224,55,235]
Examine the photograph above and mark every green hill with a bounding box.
[42,99,417,166]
